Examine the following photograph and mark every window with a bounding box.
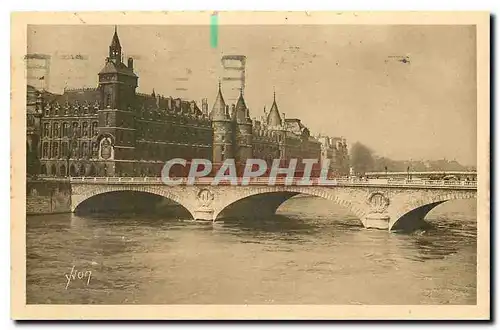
[53,122,60,137]
[91,122,98,136]
[91,142,98,158]
[43,123,50,137]
[62,123,69,137]
[81,142,88,158]
[61,142,68,157]
[42,142,49,158]
[82,122,88,136]
[71,141,78,158]
[52,142,59,158]
[72,122,79,137]
[106,94,111,107]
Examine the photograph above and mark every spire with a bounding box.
[267,88,281,126]
[109,25,122,62]
[210,82,227,120]
[235,88,248,123]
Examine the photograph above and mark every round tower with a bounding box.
[210,83,233,165]
[234,89,253,164]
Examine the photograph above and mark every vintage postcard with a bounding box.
[11,11,490,320]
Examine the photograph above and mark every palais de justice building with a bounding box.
[26,28,349,178]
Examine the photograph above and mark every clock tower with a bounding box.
[96,26,138,176]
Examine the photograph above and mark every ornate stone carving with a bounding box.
[197,188,214,207]
[367,192,389,213]
[99,137,114,160]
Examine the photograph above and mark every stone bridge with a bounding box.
[69,177,477,231]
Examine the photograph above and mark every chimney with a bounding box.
[202,98,208,115]
[128,57,134,70]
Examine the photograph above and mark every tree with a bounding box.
[350,142,375,175]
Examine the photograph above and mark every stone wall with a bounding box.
[26,179,71,215]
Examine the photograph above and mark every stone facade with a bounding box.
[26,27,348,179]
[26,180,71,214]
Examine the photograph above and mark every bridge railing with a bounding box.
[68,176,477,188]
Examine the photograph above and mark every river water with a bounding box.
[26,196,477,305]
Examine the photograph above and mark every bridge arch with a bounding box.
[72,185,195,219]
[390,190,477,231]
[213,186,368,222]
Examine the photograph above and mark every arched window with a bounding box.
[72,122,79,137]
[52,142,59,158]
[69,164,76,176]
[82,122,88,136]
[91,122,98,136]
[43,123,50,137]
[69,141,77,159]
[106,94,111,108]
[60,164,66,177]
[53,122,60,138]
[62,122,69,137]
[42,142,49,158]
[50,164,57,176]
[40,164,47,175]
[91,142,98,158]
[61,142,68,158]
[81,142,88,158]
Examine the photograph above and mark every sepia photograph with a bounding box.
[11,11,490,320]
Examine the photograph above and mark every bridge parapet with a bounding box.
[68,176,477,190]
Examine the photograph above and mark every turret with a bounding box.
[267,89,282,127]
[210,82,233,163]
[234,89,253,163]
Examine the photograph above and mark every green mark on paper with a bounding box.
[210,13,218,48]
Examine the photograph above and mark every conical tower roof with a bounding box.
[110,26,121,50]
[235,89,248,123]
[210,82,227,120]
[266,90,282,126]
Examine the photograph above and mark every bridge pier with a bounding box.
[192,207,214,221]
[363,213,391,230]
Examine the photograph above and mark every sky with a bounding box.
[27,24,477,166]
